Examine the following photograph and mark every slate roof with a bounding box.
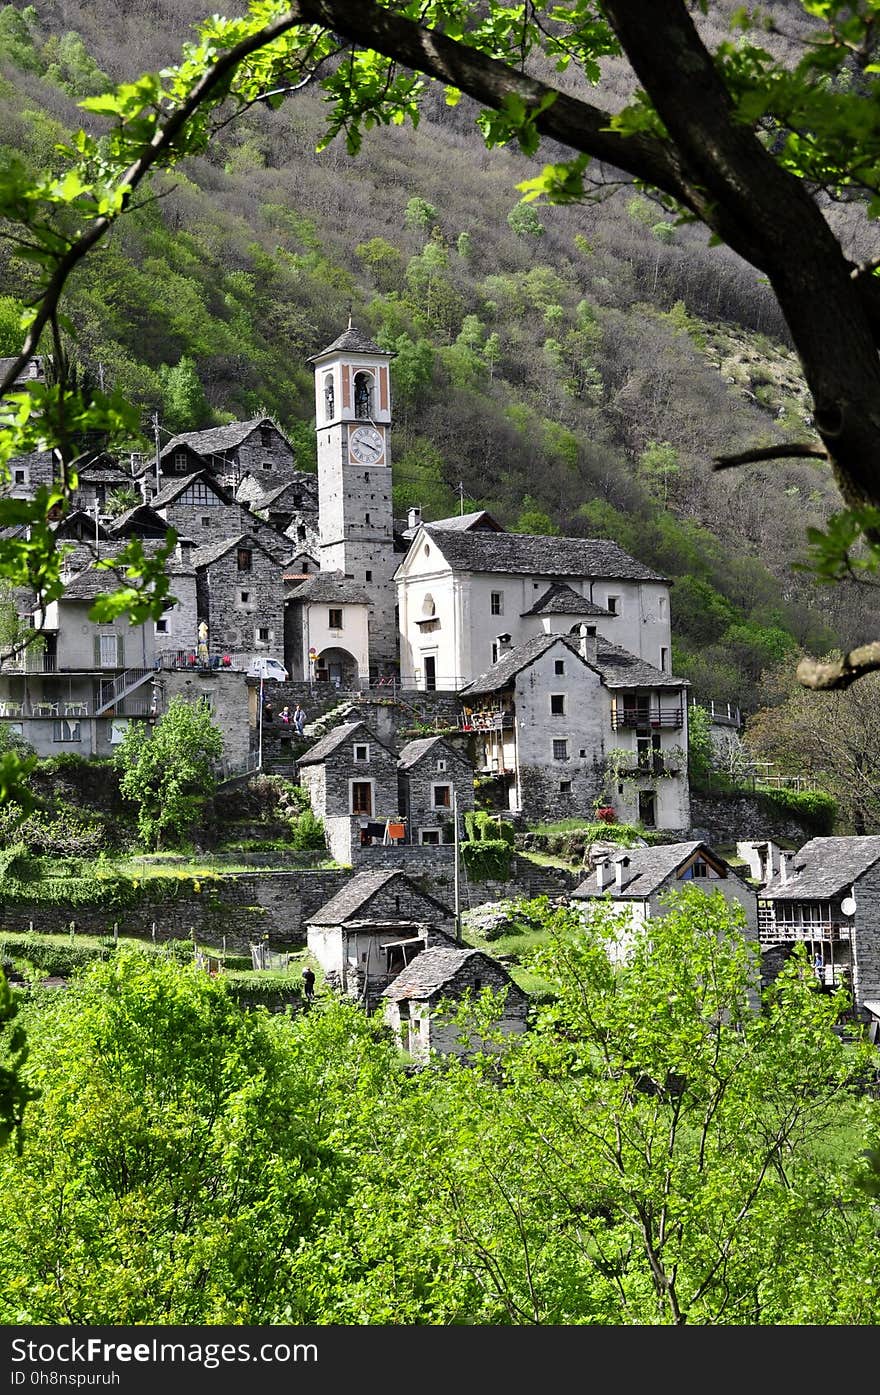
[520,583,611,617]
[590,637,688,690]
[191,532,278,571]
[397,735,469,771]
[308,325,390,360]
[285,570,370,604]
[401,509,505,541]
[418,528,667,582]
[151,471,234,509]
[572,842,735,899]
[762,836,880,900]
[297,720,393,767]
[460,633,686,698]
[382,947,520,1001]
[162,416,284,459]
[308,868,452,925]
[52,510,109,540]
[58,540,195,599]
[107,505,171,536]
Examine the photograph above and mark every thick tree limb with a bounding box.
[797,644,880,690]
[713,443,828,471]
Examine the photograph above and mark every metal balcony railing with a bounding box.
[611,706,684,731]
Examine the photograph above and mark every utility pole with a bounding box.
[453,788,461,944]
[456,481,465,516]
[257,674,264,771]
[151,412,161,494]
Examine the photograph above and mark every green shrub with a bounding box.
[462,838,512,882]
[757,787,837,835]
[0,936,113,978]
[290,809,326,850]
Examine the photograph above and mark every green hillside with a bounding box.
[0,1,870,709]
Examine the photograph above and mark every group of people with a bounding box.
[262,698,307,735]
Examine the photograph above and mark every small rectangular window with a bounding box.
[201,516,211,527]
[436,759,447,772]
[490,591,504,616]
[329,608,343,630]
[13,469,26,485]
[559,780,572,793]
[550,694,565,716]
[419,829,440,845]
[660,646,668,672]
[606,596,619,615]
[366,570,372,582]
[257,627,269,642]
[52,719,81,743]
[552,739,568,761]
[354,744,369,762]
[432,784,452,808]
[156,618,168,634]
[237,548,252,571]
[240,591,250,603]
[554,660,565,676]
[351,781,372,815]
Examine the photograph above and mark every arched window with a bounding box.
[422,593,436,617]
[353,371,374,419]
[324,373,335,421]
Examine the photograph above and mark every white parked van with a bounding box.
[247,657,289,681]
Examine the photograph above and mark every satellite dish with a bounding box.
[840,896,857,916]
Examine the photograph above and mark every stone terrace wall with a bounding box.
[690,793,819,847]
[0,869,349,954]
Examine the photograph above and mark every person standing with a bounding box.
[293,702,307,735]
[301,966,315,1001]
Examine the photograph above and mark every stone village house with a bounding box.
[756,836,880,1025]
[396,734,475,846]
[306,868,457,1008]
[192,533,285,669]
[459,631,690,831]
[297,720,401,863]
[572,840,759,945]
[396,521,674,690]
[382,946,529,1062]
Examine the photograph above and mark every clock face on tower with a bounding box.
[349,425,384,464]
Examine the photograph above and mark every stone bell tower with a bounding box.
[308,323,398,672]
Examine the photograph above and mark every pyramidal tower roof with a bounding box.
[308,318,393,362]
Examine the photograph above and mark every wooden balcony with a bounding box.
[611,705,684,731]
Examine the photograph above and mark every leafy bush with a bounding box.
[0,936,113,978]
[290,809,326,851]
[461,838,512,882]
[758,787,837,836]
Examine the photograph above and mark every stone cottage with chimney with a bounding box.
[757,836,880,1023]
[459,631,690,830]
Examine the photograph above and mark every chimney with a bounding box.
[408,506,422,530]
[177,538,193,567]
[614,855,630,891]
[779,851,793,886]
[577,625,598,664]
[596,858,611,892]
[496,632,512,654]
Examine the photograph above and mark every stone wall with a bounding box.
[690,793,820,846]
[0,869,349,953]
[198,544,285,664]
[850,869,880,1015]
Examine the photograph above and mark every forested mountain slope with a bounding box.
[0,0,873,709]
